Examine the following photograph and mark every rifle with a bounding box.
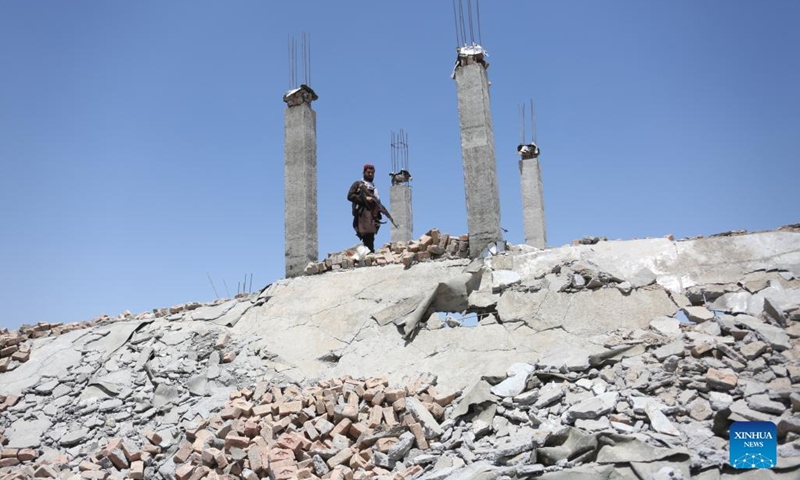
[359,188,398,228]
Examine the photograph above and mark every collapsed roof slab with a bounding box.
[488,231,800,293]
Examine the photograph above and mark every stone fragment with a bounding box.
[688,398,713,421]
[654,341,685,361]
[490,365,533,398]
[404,397,443,438]
[645,402,680,436]
[733,315,790,351]
[649,317,681,339]
[629,268,656,288]
[767,377,793,400]
[425,313,443,330]
[326,448,354,468]
[492,270,522,292]
[562,392,618,424]
[60,427,90,448]
[387,432,415,462]
[747,394,785,415]
[617,282,633,294]
[778,416,800,438]
[729,400,774,422]
[789,364,800,383]
[740,341,768,360]
[106,447,129,469]
[705,368,738,390]
[682,307,714,323]
[534,382,565,409]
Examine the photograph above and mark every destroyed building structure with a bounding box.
[2,226,799,479]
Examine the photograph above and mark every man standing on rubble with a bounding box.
[347,164,382,253]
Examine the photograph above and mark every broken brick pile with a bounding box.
[305,229,470,275]
[168,372,451,480]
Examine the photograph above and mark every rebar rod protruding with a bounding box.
[452,0,460,48]
[477,0,483,45]
[458,0,467,45]
[206,272,219,299]
[467,0,475,44]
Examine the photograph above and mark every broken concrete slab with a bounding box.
[731,314,791,350]
[0,329,85,395]
[490,363,534,398]
[562,392,618,424]
[7,415,52,449]
[497,287,677,336]
[190,299,237,322]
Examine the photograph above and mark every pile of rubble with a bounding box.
[0,299,271,479]
[0,293,259,375]
[162,372,454,480]
[1,321,109,373]
[1,229,799,479]
[305,229,470,275]
[3,303,800,480]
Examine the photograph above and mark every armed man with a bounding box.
[347,164,396,253]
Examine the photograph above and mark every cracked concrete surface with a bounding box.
[221,230,800,392]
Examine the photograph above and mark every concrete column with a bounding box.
[390,183,413,243]
[519,146,546,248]
[283,86,318,278]
[454,55,502,257]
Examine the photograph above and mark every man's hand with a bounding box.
[365,196,374,203]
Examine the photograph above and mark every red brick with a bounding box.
[0,448,18,459]
[144,430,162,445]
[174,464,195,480]
[224,433,250,450]
[408,423,428,450]
[17,449,36,462]
[376,437,398,453]
[0,458,19,467]
[129,460,144,480]
[268,448,295,463]
[383,407,398,426]
[278,401,303,416]
[385,388,407,403]
[401,465,423,478]
[78,460,101,471]
[277,432,303,452]
[330,418,352,438]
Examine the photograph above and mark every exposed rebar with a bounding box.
[452,0,460,48]
[206,272,219,299]
[458,0,467,45]
[467,0,475,44]
[477,0,483,45]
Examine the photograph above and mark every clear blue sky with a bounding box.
[1,1,798,330]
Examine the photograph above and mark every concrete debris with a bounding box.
[304,228,471,275]
[1,228,799,479]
